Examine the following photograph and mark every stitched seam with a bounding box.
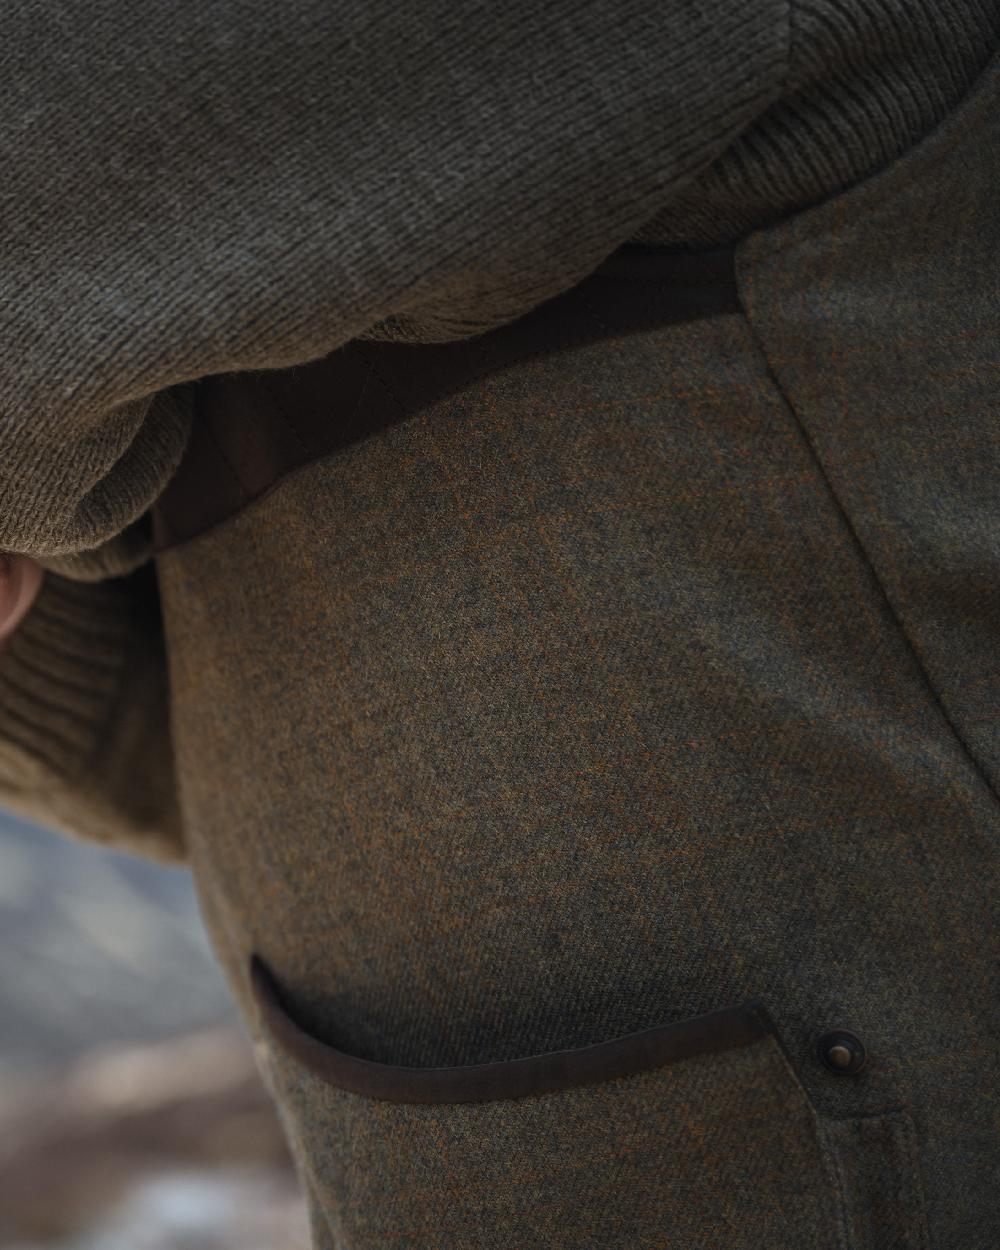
[734,294,1000,812]
[350,346,405,420]
[203,418,250,503]
[577,286,612,337]
[256,375,313,456]
[815,1119,855,1250]
[886,1117,908,1248]
[344,352,375,431]
[893,1111,932,1250]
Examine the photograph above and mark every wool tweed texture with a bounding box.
[150,44,1000,1249]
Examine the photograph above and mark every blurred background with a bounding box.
[0,812,309,1250]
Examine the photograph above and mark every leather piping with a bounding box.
[150,243,738,552]
[249,954,778,1105]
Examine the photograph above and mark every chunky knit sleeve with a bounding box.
[0,560,184,863]
[0,0,789,565]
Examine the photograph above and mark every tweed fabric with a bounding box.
[258,1030,846,1249]
[735,75,1000,802]
[149,45,1000,1245]
[729,51,1000,1245]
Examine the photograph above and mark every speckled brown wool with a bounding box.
[151,46,1000,1250]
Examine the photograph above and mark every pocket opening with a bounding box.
[250,953,781,1105]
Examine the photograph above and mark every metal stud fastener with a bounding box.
[817,1029,867,1075]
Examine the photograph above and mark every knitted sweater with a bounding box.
[1,0,997,862]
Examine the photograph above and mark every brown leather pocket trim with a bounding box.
[151,243,737,553]
[249,954,779,1105]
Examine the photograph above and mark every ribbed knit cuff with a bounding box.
[0,575,132,782]
[633,0,1000,249]
[0,569,184,862]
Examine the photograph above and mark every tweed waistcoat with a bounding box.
[149,42,1000,1250]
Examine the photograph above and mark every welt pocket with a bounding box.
[251,953,783,1104]
[248,955,849,1249]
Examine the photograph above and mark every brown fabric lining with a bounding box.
[150,243,738,552]
[249,954,777,1104]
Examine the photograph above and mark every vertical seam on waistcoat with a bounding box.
[202,405,251,505]
[814,1112,855,1250]
[733,292,1000,813]
[576,287,610,337]
[256,374,314,456]
[893,1110,933,1250]
[343,355,375,437]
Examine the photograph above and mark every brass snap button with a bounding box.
[817,1029,867,1074]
